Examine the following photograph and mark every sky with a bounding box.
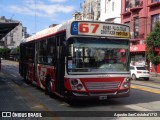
[0,0,83,34]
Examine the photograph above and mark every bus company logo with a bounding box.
[1,112,43,118]
[2,112,11,117]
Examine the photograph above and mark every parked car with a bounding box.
[130,65,150,80]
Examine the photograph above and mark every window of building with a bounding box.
[105,0,107,13]
[125,0,130,12]
[134,17,139,38]
[112,2,114,11]
[135,0,140,6]
[151,14,160,31]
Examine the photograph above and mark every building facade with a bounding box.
[0,16,28,49]
[99,0,121,23]
[72,12,84,20]
[82,0,101,20]
[121,0,160,73]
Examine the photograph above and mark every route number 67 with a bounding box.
[79,23,99,33]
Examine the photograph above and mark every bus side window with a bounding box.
[38,39,47,64]
[25,43,35,63]
[47,37,55,65]
[37,38,55,65]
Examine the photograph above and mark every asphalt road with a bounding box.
[0,60,160,120]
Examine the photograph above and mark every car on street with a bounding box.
[130,65,150,80]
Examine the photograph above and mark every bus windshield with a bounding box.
[67,37,129,74]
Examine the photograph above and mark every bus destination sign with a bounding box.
[71,21,130,38]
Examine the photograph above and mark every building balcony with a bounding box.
[129,1,143,12]
[121,7,131,16]
[138,33,144,38]
[147,0,160,7]
[130,32,145,40]
[130,6,143,12]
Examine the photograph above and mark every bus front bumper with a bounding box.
[65,89,130,100]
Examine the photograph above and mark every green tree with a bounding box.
[11,46,19,55]
[146,21,160,76]
[10,46,20,61]
[0,48,11,59]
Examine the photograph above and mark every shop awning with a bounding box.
[0,22,19,40]
[130,44,146,52]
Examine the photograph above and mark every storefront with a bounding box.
[130,44,146,66]
[130,44,160,73]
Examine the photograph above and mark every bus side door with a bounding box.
[55,35,65,95]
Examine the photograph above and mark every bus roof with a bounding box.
[26,20,71,42]
[25,20,130,42]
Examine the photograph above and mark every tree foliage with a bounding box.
[146,21,160,66]
[0,48,11,59]
[0,46,19,60]
[10,46,19,55]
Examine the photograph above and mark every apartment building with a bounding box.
[121,0,160,73]
[82,0,101,20]
[0,16,26,49]
[99,0,121,23]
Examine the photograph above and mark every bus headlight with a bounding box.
[125,78,130,82]
[69,79,86,91]
[120,78,131,89]
[77,84,83,90]
[123,82,130,88]
[71,79,78,85]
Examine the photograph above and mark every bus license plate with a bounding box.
[99,96,107,100]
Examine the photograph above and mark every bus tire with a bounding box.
[24,74,30,83]
[145,78,149,81]
[45,77,54,98]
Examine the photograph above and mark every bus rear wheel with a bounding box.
[45,78,54,98]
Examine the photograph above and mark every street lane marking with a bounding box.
[132,81,160,86]
[132,83,160,90]
[131,85,160,94]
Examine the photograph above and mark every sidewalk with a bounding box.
[150,72,160,81]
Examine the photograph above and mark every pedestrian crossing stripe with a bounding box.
[131,85,160,94]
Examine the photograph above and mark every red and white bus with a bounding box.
[19,20,131,101]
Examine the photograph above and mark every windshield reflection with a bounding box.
[67,37,129,74]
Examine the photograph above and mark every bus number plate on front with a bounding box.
[99,96,107,100]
